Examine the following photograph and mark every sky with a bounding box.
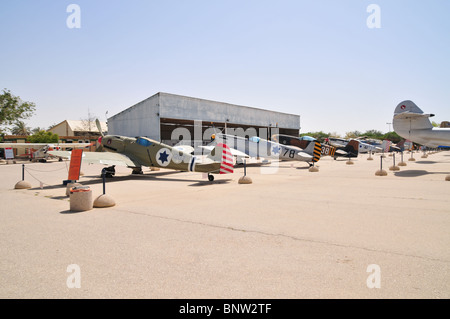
[1,0,449,136]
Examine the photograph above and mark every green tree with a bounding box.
[27,130,59,143]
[345,130,362,139]
[361,129,384,139]
[11,120,31,136]
[300,131,331,143]
[381,131,402,143]
[0,89,36,133]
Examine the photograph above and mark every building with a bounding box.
[0,120,108,158]
[47,120,107,152]
[107,92,300,145]
[48,120,107,138]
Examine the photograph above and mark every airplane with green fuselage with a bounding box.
[48,120,234,181]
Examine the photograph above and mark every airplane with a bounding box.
[0,142,92,162]
[48,120,234,181]
[356,137,401,153]
[203,133,322,166]
[271,134,336,158]
[323,138,360,159]
[393,100,450,147]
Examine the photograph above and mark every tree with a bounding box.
[11,120,31,136]
[360,129,384,139]
[31,127,45,135]
[0,89,36,134]
[381,131,402,143]
[345,130,362,139]
[300,131,331,143]
[27,130,59,143]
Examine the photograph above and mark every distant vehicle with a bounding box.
[393,100,450,147]
[48,119,233,181]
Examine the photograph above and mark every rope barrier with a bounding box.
[24,164,68,172]
[23,161,69,188]
[24,167,52,187]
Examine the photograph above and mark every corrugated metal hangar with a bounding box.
[107,92,300,145]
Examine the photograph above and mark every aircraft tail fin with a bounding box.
[312,142,322,162]
[303,141,322,162]
[394,100,424,115]
[219,143,234,174]
[393,100,433,130]
[208,143,234,174]
[344,140,359,157]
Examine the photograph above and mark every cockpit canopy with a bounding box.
[136,137,153,147]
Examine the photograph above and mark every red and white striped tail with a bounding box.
[218,143,234,174]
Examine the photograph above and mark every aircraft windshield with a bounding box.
[137,138,152,147]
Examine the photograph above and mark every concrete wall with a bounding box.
[108,94,161,140]
[159,93,299,129]
[49,121,73,136]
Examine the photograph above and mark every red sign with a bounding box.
[68,149,83,181]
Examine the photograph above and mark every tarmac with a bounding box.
[0,151,449,299]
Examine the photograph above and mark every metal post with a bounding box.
[244,159,247,176]
[22,164,25,181]
[380,155,383,170]
[101,168,106,195]
[393,153,396,166]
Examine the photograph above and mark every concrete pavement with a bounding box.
[0,151,449,298]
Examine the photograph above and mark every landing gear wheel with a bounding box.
[208,174,214,182]
[104,165,116,178]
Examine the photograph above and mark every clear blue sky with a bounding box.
[1,0,449,136]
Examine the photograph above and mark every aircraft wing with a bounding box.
[394,112,434,120]
[297,151,313,158]
[199,145,249,158]
[0,142,92,148]
[56,143,93,148]
[335,149,348,155]
[48,150,141,167]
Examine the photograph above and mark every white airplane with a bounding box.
[0,142,93,162]
[203,133,321,166]
[393,100,450,147]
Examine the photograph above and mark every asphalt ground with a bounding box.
[0,151,449,299]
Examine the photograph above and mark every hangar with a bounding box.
[107,92,300,146]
